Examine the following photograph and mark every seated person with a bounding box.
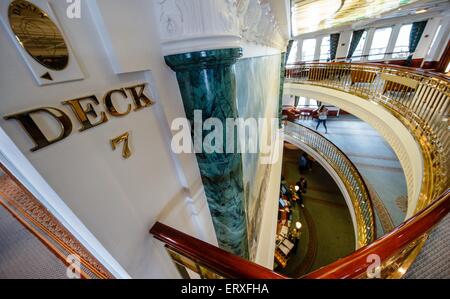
[283,107,300,121]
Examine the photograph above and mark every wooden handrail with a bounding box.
[150,189,448,279]
[150,222,287,279]
[151,189,448,279]
[304,189,450,278]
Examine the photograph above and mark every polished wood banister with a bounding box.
[150,190,449,279]
[150,222,287,279]
[304,189,450,278]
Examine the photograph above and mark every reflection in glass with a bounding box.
[8,0,69,70]
[287,40,299,64]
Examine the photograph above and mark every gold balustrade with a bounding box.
[284,121,375,248]
[285,62,449,277]
[286,63,449,213]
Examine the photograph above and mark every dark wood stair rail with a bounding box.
[149,222,287,279]
[150,188,449,279]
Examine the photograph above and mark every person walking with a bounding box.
[316,105,328,133]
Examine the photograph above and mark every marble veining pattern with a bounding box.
[165,48,248,258]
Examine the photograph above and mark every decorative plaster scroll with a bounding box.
[155,0,288,55]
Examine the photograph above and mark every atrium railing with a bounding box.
[304,189,450,278]
[284,121,375,247]
[150,189,449,279]
[285,62,449,277]
[149,63,449,279]
[285,62,449,214]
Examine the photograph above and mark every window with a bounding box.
[368,27,392,60]
[302,38,316,62]
[392,24,412,59]
[427,25,442,56]
[287,41,299,64]
[350,31,367,61]
[308,99,319,108]
[296,97,318,108]
[319,36,331,62]
[296,97,307,108]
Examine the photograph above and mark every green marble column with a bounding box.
[165,48,248,258]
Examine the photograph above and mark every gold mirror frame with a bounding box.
[8,0,69,71]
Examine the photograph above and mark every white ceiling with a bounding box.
[291,0,450,38]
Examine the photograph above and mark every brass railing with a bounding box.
[285,62,449,214]
[285,62,449,277]
[284,121,375,247]
[150,189,449,279]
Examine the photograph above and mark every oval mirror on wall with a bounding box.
[8,0,69,71]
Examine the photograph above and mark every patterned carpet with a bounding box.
[404,214,450,279]
[0,172,67,279]
[277,147,355,277]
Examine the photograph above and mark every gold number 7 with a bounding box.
[111,132,132,159]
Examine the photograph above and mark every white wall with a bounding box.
[336,31,352,60]
[254,129,284,267]
[424,16,450,62]
[0,0,216,278]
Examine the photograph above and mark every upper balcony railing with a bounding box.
[284,121,375,248]
[150,62,449,279]
[285,62,449,215]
